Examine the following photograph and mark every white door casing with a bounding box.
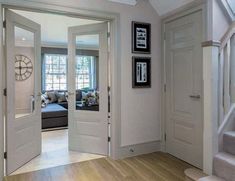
[68,23,108,155]
[165,11,203,168]
[5,9,41,174]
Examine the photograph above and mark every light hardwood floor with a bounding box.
[5,152,193,181]
[11,129,105,175]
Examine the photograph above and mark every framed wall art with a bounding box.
[132,21,151,54]
[132,56,151,88]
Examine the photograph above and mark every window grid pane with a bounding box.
[43,54,95,91]
[44,54,67,91]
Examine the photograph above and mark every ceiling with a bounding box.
[149,0,195,16]
[12,10,102,49]
[12,0,196,47]
[107,0,195,16]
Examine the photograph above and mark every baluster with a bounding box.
[219,49,224,125]
[230,35,235,103]
[223,40,231,115]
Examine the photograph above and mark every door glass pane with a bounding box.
[14,26,35,118]
[75,34,99,111]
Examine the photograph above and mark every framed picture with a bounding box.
[132,21,151,54]
[132,57,151,88]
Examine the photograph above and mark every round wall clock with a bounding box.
[15,54,33,81]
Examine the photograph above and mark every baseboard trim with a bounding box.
[42,127,68,132]
[117,141,161,159]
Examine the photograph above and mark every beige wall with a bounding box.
[15,47,35,114]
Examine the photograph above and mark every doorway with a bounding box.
[164,10,203,168]
[4,8,110,175]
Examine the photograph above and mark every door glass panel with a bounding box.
[75,34,99,111]
[14,26,35,118]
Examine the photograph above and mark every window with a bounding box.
[43,54,67,91]
[42,54,97,91]
[76,56,96,90]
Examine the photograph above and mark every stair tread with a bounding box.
[214,152,235,164]
[184,168,207,180]
[224,131,235,137]
[223,131,235,155]
[214,152,235,181]
[197,176,225,181]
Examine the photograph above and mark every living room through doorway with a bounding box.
[10,8,108,175]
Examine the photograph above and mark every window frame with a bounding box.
[42,53,68,91]
[42,53,97,91]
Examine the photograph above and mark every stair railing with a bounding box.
[218,22,235,127]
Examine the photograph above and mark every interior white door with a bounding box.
[5,9,41,174]
[68,23,108,155]
[165,11,203,168]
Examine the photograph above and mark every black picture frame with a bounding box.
[132,57,151,88]
[132,21,151,54]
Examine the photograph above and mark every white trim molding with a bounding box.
[202,45,219,175]
[108,0,137,6]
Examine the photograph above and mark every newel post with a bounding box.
[201,41,220,175]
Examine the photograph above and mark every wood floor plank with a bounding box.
[4,152,194,181]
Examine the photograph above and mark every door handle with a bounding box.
[189,95,201,99]
[37,92,42,97]
[68,92,75,96]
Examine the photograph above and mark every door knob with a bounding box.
[68,92,75,96]
[37,92,42,97]
[189,95,201,99]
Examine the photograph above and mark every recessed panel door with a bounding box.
[5,9,41,174]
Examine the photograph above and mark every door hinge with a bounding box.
[108,137,111,142]
[3,88,7,96]
[164,31,166,40]
[107,32,110,38]
[3,20,6,28]
[164,84,166,92]
[4,152,7,159]
[164,133,167,142]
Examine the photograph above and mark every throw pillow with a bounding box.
[56,92,67,103]
[46,91,58,103]
[76,90,82,101]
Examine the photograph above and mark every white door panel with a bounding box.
[68,23,108,155]
[5,9,41,175]
[165,11,203,168]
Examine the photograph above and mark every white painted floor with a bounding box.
[11,129,105,175]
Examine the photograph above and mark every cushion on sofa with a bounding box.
[76,90,82,101]
[42,103,67,119]
[46,91,58,103]
[56,92,67,103]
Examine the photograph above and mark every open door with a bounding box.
[68,23,109,155]
[5,9,41,174]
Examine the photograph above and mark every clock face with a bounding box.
[15,55,33,81]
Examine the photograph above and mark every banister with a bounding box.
[220,22,235,51]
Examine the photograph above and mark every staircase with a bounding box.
[196,131,235,181]
[197,22,235,181]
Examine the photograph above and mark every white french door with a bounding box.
[68,23,109,155]
[5,9,41,174]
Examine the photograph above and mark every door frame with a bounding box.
[0,0,121,176]
[161,1,206,157]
